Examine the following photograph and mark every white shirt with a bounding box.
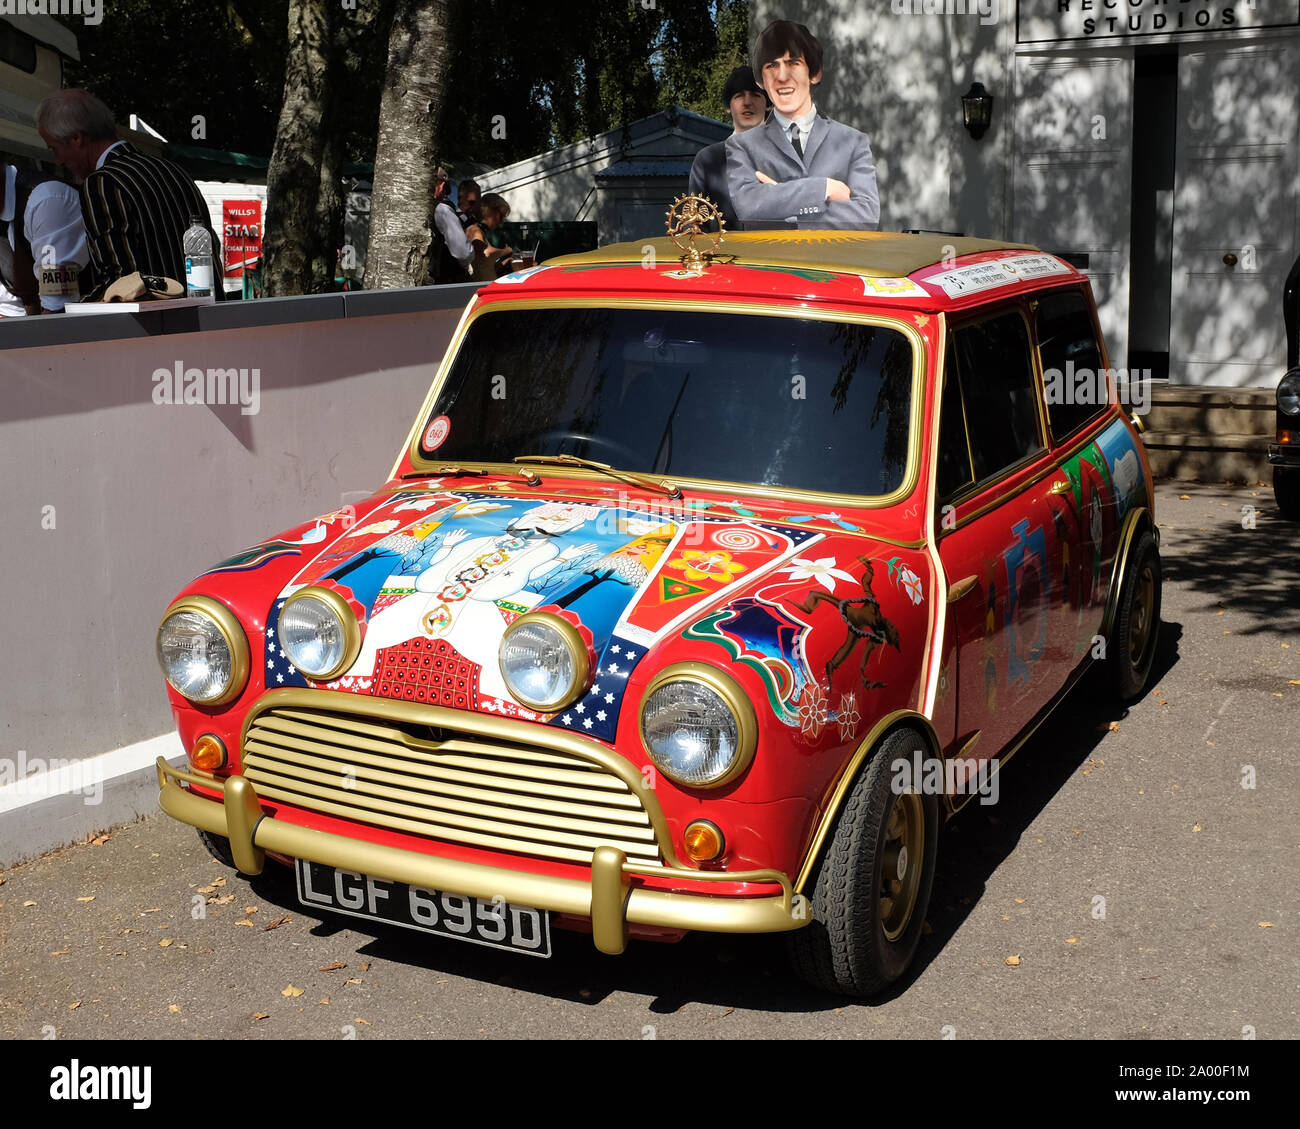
[0,277,23,317]
[433,199,473,267]
[772,103,818,155]
[2,165,91,312]
[95,141,127,171]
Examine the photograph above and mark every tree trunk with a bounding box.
[365,0,451,291]
[263,0,333,296]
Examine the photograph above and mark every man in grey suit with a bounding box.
[726,20,880,231]
[688,66,769,231]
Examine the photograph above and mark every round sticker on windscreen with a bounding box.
[423,415,451,452]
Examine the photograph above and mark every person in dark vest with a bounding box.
[0,162,90,314]
[688,66,770,232]
[458,179,482,227]
[430,166,473,284]
[36,88,224,301]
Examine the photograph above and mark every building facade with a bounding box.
[751,0,1300,388]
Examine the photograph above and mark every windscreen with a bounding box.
[419,306,915,497]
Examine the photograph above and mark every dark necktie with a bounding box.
[788,123,803,159]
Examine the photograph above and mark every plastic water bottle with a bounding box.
[183,216,214,297]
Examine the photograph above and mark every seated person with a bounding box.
[465,193,514,281]
[725,19,879,230]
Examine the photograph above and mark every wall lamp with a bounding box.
[962,82,994,140]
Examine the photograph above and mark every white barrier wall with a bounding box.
[0,288,472,863]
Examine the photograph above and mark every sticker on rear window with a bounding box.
[422,415,451,451]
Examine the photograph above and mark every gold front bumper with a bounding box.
[157,759,806,954]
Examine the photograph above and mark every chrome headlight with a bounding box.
[499,612,590,711]
[279,587,361,681]
[156,596,249,705]
[639,664,757,788]
[1278,369,1300,416]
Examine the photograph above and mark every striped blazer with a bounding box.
[79,142,223,300]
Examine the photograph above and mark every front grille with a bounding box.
[242,706,663,867]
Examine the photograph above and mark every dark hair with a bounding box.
[459,179,481,199]
[752,19,823,79]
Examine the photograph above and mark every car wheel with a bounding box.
[1109,529,1162,703]
[198,828,237,868]
[1274,467,1300,521]
[789,727,939,996]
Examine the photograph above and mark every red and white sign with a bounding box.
[222,200,263,279]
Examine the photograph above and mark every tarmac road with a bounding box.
[1,481,1295,1041]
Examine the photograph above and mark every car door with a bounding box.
[935,305,1071,789]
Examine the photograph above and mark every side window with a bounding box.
[935,341,973,501]
[1037,290,1107,441]
[951,312,1043,482]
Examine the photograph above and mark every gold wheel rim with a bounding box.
[1129,566,1155,668]
[880,791,924,942]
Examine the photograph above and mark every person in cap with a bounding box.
[688,66,769,232]
[430,166,473,283]
[725,20,879,230]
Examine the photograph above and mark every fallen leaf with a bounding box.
[1289,680,1300,686]
[320,997,331,1005]
[252,1012,269,1021]
[1157,699,1168,706]
[196,885,217,895]
[69,1001,81,1010]
[159,939,173,948]
[1073,829,1082,835]
[1002,915,1010,921]
[75,896,95,903]
[1259,922,1274,928]
[1179,494,1189,499]
[208,894,236,906]
[23,900,36,907]
[360,961,371,972]
[1217,610,1225,616]
[320,962,347,972]
[211,877,227,887]
[436,978,449,984]
[281,984,304,998]
[235,920,255,928]
[1065,937,1079,944]
[91,834,110,846]
[1014,898,1026,904]
[1139,790,1145,795]
[117,928,140,935]
[344,978,363,985]
[51,949,70,956]
[1082,769,1091,775]
[244,906,258,915]
[140,908,162,914]
[1107,721,1120,732]
[1207,741,1216,746]
[354,1017,372,1026]
[1192,823,1203,832]
[168,1004,181,1014]
[1005,955,1021,966]
[264,915,291,931]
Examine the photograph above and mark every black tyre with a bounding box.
[198,828,237,868]
[1109,529,1162,703]
[1274,467,1300,521]
[789,727,939,996]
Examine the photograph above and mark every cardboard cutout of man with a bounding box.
[688,66,769,231]
[725,20,880,230]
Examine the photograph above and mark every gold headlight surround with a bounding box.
[638,661,758,789]
[498,610,592,713]
[157,595,250,707]
[280,586,363,682]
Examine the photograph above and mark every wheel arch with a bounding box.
[1098,506,1157,643]
[794,709,943,894]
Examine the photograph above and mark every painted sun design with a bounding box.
[667,549,747,582]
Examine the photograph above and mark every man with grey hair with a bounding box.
[36,88,223,300]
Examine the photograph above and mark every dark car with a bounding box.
[1271,252,1300,520]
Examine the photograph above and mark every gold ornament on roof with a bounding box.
[665,194,725,274]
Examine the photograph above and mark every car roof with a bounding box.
[553,230,1038,279]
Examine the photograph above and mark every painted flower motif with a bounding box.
[837,692,861,742]
[779,556,856,593]
[797,682,828,740]
[667,549,747,582]
[898,565,924,606]
[356,519,400,536]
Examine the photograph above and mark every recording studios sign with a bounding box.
[1017,0,1300,42]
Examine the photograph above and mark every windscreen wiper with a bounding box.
[513,453,681,498]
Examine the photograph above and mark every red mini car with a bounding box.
[156,215,1161,995]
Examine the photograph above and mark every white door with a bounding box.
[1170,40,1300,387]
[1012,52,1135,365]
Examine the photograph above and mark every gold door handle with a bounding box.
[1049,479,1071,495]
[947,575,978,603]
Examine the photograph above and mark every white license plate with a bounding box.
[295,860,551,957]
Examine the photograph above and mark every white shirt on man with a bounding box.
[2,164,90,312]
